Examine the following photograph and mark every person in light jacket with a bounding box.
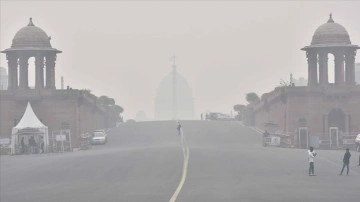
[308,146,317,176]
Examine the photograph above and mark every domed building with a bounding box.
[154,59,194,120]
[302,14,358,86]
[310,14,351,46]
[252,14,360,149]
[2,18,61,90]
[0,18,118,150]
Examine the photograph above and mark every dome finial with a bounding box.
[170,54,176,71]
[328,13,334,23]
[28,17,35,26]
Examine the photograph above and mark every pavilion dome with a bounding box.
[11,18,52,49]
[311,14,351,46]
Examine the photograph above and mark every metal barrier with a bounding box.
[50,130,72,153]
[80,133,92,150]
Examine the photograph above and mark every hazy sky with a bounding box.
[1,1,359,120]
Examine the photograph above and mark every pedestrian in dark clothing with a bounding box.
[339,148,351,175]
[29,136,37,154]
[263,130,270,146]
[177,122,182,136]
[40,136,44,153]
[20,137,26,154]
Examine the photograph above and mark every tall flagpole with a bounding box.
[171,54,178,120]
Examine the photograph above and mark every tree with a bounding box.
[233,104,246,121]
[233,104,245,112]
[246,92,260,105]
[112,105,124,115]
[98,96,115,106]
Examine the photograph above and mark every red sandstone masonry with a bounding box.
[0,89,116,148]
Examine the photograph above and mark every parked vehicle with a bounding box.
[207,113,234,121]
[91,130,107,145]
[355,134,360,152]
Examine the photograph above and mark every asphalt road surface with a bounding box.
[1,121,359,202]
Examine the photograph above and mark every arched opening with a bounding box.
[328,108,345,132]
[316,61,320,84]
[28,57,36,89]
[328,53,335,83]
[44,63,47,88]
[328,108,346,148]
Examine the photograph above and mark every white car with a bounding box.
[91,130,107,145]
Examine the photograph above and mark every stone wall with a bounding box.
[254,85,360,136]
[0,89,115,148]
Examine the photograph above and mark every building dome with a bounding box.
[155,72,193,100]
[311,14,351,46]
[154,70,194,120]
[11,18,52,49]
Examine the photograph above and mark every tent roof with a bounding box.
[14,102,47,129]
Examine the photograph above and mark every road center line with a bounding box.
[169,129,190,202]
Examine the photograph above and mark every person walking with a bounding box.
[29,136,37,154]
[339,148,351,176]
[177,121,182,136]
[20,137,26,154]
[263,130,270,147]
[308,146,317,176]
[39,136,44,153]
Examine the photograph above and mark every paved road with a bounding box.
[1,121,359,202]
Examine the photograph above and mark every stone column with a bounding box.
[6,53,18,90]
[19,55,29,89]
[35,55,45,89]
[345,50,356,85]
[334,52,345,85]
[318,51,328,85]
[307,50,318,86]
[45,54,56,89]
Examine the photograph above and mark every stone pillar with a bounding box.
[45,54,56,89]
[318,51,328,85]
[307,50,318,86]
[35,55,45,89]
[6,54,18,90]
[334,52,345,85]
[345,50,356,85]
[19,55,29,89]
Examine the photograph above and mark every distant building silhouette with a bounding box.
[292,77,307,86]
[135,110,148,122]
[154,57,194,120]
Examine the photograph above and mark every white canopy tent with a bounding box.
[11,102,49,154]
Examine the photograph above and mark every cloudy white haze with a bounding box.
[1,1,359,119]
